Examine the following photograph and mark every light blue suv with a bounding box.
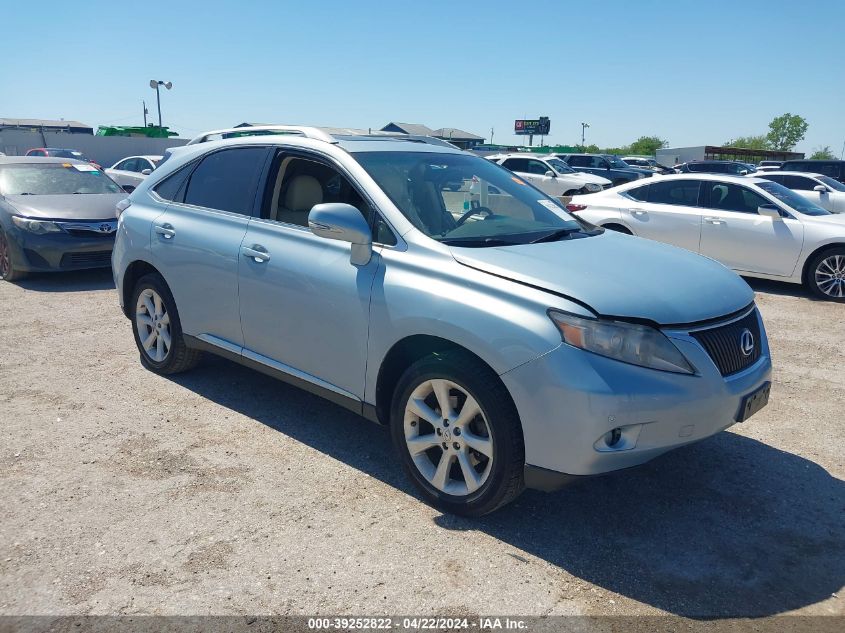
[112,127,772,516]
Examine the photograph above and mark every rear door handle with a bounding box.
[704,217,725,225]
[154,223,175,238]
[628,209,648,216]
[241,245,270,263]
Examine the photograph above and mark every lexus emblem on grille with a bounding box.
[99,223,113,233]
[739,329,755,357]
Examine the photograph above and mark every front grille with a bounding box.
[64,228,115,238]
[691,308,762,376]
[60,251,112,268]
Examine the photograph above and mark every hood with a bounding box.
[804,212,845,226]
[450,231,753,325]
[4,193,125,220]
[568,171,613,186]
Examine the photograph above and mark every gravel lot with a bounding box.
[0,269,843,619]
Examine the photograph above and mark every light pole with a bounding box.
[149,80,172,127]
[581,122,590,150]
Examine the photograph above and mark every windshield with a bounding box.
[0,163,123,195]
[355,151,586,246]
[546,158,575,174]
[608,157,630,168]
[756,181,830,216]
[817,175,845,192]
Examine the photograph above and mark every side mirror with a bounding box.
[544,170,555,178]
[141,169,153,176]
[308,202,373,265]
[758,204,782,219]
[814,184,828,193]
[122,184,136,193]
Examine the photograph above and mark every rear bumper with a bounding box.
[7,227,114,272]
[502,312,772,485]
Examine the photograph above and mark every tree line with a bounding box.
[580,113,836,160]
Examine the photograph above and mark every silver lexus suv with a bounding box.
[113,127,772,516]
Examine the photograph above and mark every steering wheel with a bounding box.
[455,206,494,227]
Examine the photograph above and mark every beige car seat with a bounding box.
[277,175,324,226]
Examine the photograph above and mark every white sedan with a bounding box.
[486,153,612,197]
[752,171,845,214]
[105,155,162,190]
[568,173,845,301]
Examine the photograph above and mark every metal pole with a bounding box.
[143,100,147,127]
[155,83,162,127]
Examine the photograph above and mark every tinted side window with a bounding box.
[526,160,549,175]
[625,184,649,202]
[761,174,785,185]
[567,156,590,167]
[184,147,267,215]
[123,158,141,172]
[154,162,196,202]
[502,158,529,172]
[648,180,700,206]
[785,175,815,191]
[705,183,768,214]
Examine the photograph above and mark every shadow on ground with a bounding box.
[14,268,115,293]
[168,354,844,619]
[744,276,819,300]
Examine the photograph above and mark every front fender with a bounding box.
[363,246,590,404]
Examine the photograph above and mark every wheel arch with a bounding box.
[121,259,166,318]
[800,242,845,284]
[601,222,634,235]
[374,335,508,426]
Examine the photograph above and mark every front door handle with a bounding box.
[154,223,175,238]
[241,245,270,263]
[704,217,726,225]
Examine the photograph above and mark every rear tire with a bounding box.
[0,229,27,282]
[806,247,845,302]
[130,273,202,374]
[390,350,525,516]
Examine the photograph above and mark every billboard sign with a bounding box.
[514,117,550,135]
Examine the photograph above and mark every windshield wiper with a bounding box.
[439,237,519,247]
[527,228,583,243]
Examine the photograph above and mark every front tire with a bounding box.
[0,229,27,282]
[390,350,525,516]
[807,247,845,302]
[130,273,202,374]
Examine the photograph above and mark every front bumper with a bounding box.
[7,227,115,272]
[502,311,772,488]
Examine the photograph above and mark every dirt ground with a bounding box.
[0,269,842,619]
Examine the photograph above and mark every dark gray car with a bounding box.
[556,153,653,186]
[0,157,128,281]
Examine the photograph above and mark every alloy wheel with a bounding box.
[403,379,494,497]
[135,288,172,362]
[815,254,845,298]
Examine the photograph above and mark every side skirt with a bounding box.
[183,334,381,424]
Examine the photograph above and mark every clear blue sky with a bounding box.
[3,0,843,154]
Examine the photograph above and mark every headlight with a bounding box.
[585,183,601,192]
[11,216,63,234]
[548,310,695,374]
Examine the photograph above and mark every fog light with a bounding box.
[604,427,623,447]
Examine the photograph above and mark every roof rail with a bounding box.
[186,125,337,146]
